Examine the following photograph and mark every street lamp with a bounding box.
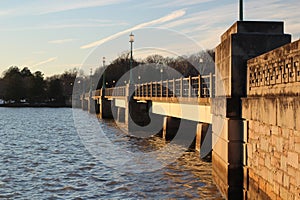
[239,0,243,21]
[102,56,106,89]
[89,68,93,92]
[80,76,86,93]
[160,68,163,81]
[129,32,134,84]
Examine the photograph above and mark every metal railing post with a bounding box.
[161,80,163,97]
[198,75,201,97]
[166,80,168,97]
[173,79,175,97]
[150,82,153,97]
[156,82,159,97]
[180,77,183,97]
[209,73,213,98]
[188,76,191,98]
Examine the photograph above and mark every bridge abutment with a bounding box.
[213,21,291,199]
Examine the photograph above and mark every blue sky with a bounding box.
[1,0,299,77]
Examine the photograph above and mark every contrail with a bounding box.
[80,9,186,49]
[32,57,57,67]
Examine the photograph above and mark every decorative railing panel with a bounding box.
[248,55,300,90]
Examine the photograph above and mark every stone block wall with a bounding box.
[243,97,300,199]
[242,39,300,200]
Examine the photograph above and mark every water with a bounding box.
[0,107,223,199]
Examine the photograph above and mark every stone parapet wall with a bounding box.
[243,97,300,131]
[247,40,300,96]
[245,40,300,199]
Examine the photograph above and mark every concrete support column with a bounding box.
[88,97,96,114]
[82,99,88,111]
[162,116,180,141]
[124,84,152,133]
[117,107,125,123]
[195,123,209,152]
[98,98,112,119]
[98,89,113,119]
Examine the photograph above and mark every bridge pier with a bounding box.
[195,122,212,158]
[124,84,151,133]
[162,117,205,150]
[117,107,125,123]
[87,96,96,114]
[81,96,88,111]
[162,116,180,140]
[98,98,112,119]
[212,21,291,199]
[98,89,113,119]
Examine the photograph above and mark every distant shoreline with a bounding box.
[0,103,72,108]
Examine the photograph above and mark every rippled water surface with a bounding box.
[0,107,223,199]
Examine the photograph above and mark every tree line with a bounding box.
[93,49,215,89]
[0,67,77,106]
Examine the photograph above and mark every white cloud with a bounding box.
[137,0,214,9]
[48,39,77,44]
[80,9,186,49]
[38,0,129,15]
[0,0,129,17]
[156,0,214,7]
[32,57,57,67]
[163,3,235,29]
[1,20,128,31]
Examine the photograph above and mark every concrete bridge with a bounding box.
[81,74,214,154]
[76,21,300,200]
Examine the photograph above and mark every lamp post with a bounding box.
[239,0,243,21]
[129,32,134,84]
[160,68,163,81]
[89,68,93,92]
[102,56,106,89]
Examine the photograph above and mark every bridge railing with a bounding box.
[105,86,126,97]
[135,73,215,98]
[96,73,214,99]
[93,89,101,97]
